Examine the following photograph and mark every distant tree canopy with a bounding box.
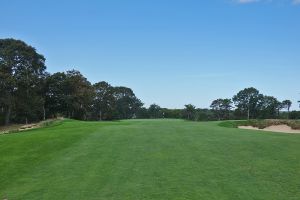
[282,100,292,112]
[148,104,163,119]
[0,39,47,125]
[93,81,115,120]
[45,70,94,120]
[231,88,293,120]
[210,99,233,120]
[0,39,143,125]
[183,104,196,120]
[0,39,298,125]
[233,87,261,120]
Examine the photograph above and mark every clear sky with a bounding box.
[1,0,299,110]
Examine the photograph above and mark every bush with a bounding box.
[290,111,300,120]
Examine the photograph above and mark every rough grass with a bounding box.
[0,124,23,134]
[1,119,300,200]
[0,119,63,134]
[219,119,300,130]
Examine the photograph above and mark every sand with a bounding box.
[238,125,300,134]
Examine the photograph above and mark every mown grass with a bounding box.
[1,119,300,200]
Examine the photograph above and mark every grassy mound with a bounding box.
[219,119,300,130]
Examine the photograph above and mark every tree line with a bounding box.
[211,87,294,120]
[0,39,142,125]
[136,88,299,121]
[1,39,299,125]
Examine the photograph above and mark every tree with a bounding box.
[233,87,260,120]
[136,107,149,119]
[0,39,146,124]
[162,108,182,119]
[210,99,222,120]
[281,100,292,118]
[290,111,300,119]
[257,95,280,119]
[210,99,233,120]
[183,104,196,120]
[64,70,94,120]
[45,72,68,118]
[148,104,163,118]
[40,72,50,121]
[222,99,233,119]
[93,81,115,120]
[114,86,143,119]
[0,39,46,124]
[195,109,215,121]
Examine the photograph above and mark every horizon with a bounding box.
[1,0,299,110]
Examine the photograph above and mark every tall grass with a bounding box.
[219,119,300,130]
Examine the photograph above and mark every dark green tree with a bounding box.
[210,99,222,120]
[280,100,292,118]
[93,81,115,120]
[162,108,182,119]
[45,72,69,118]
[0,39,46,124]
[148,104,163,118]
[183,104,196,120]
[210,98,233,120]
[136,107,150,119]
[64,70,94,120]
[258,95,280,119]
[233,87,260,120]
[195,109,215,121]
[114,86,143,119]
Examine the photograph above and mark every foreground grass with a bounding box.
[1,119,300,200]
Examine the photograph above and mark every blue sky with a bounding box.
[1,0,299,110]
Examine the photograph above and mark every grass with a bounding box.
[1,119,300,200]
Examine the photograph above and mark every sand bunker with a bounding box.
[238,125,300,134]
